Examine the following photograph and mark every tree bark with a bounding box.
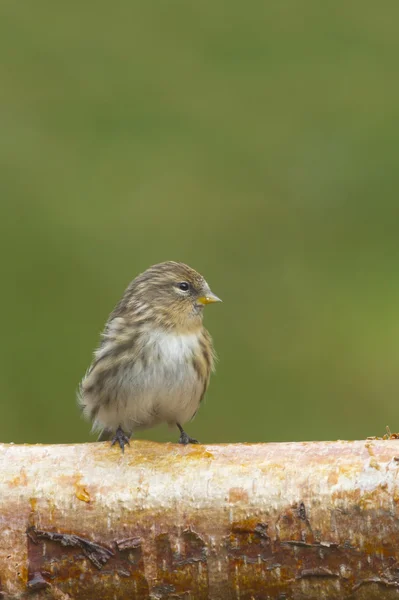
[1,439,399,599]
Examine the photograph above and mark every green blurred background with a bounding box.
[1,1,399,445]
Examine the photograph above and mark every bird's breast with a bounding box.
[123,329,204,426]
[84,328,210,431]
[146,329,201,368]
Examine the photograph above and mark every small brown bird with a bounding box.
[79,262,221,451]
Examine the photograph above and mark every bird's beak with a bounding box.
[197,292,222,305]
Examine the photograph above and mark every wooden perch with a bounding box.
[1,439,399,599]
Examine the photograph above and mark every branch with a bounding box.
[1,439,399,599]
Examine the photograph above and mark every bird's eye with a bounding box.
[178,282,190,291]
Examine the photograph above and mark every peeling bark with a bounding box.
[1,440,399,599]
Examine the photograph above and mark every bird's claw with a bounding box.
[178,432,199,445]
[111,426,131,453]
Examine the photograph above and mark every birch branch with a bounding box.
[1,439,399,599]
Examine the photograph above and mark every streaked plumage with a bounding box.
[78,261,221,450]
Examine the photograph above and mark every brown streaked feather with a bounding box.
[78,261,219,437]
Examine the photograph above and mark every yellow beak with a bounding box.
[197,292,222,305]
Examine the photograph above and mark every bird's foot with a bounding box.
[179,432,199,444]
[177,423,199,445]
[111,426,131,453]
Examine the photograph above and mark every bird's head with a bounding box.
[120,261,222,332]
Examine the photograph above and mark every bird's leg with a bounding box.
[111,426,131,453]
[177,423,199,445]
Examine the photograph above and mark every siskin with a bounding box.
[79,261,221,451]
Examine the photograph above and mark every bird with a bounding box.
[78,261,221,451]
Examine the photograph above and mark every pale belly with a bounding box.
[93,331,204,433]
